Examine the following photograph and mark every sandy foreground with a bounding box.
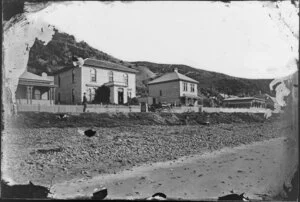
[50,137,297,200]
[2,118,297,200]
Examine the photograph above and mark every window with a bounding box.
[108,71,114,82]
[124,73,128,86]
[191,84,195,92]
[72,69,75,83]
[183,82,188,91]
[58,76,61,87]
[90,68,96,82]
[160,90,162,96]
[34,89,41,100]
[72,89,75,103]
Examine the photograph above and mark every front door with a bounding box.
[118,88,124,104]
[153,98,156,105]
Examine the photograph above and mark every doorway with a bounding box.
[153,98,156,105]
[118,88,124,104]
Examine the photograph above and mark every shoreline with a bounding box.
[50,136,297,200]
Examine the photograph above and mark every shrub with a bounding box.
[203,98,212,107]
[127,97,139,105]
[93,85,110,104]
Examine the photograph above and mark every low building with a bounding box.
[53,58,138,105]
[222,97,266,108]
[254,93,277,109]
[16,71,57,105]
[148,68,200,106]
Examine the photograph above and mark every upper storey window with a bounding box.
[90,68,96,82]
[190,83,195,92]
[124,73,128,86]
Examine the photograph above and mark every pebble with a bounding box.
[5,120,285,185]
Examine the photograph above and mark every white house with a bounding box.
[53,58,138,104]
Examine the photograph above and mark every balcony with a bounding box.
[104,80,128,87]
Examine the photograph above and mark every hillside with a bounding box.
[131,62,273,97]
[27,30,273,97]
[27,29,120,75]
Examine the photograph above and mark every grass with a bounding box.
[10,111,271,129]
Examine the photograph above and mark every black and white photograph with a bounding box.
[1,0,299,200]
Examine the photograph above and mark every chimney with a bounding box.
[174,68,178,73]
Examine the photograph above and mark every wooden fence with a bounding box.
[202,107,274,113]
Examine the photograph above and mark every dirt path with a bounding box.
[50,137,297,200]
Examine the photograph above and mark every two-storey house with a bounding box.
[53,58,138,104]
[148,68,200,106]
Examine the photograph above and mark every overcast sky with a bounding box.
[40,1,298,79]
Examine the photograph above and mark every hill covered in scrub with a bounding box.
[27,30,273,97]
[131,61,272,97]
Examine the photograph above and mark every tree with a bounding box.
[203,98,212,107]
[93,85,110,104]
[127,97,139,105]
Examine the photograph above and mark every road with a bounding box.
[50,136,298,200]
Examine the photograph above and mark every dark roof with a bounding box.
[53,59,138,75]
[84,59,138,73]
[223,97,265,102]
[148,71,198,85]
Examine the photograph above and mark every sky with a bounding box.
[40,1,298,79]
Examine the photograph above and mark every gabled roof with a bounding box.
[148,71,199,85]
[19,71,51,82]
[53,58,138,75]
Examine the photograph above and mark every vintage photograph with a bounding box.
[1,0,299,200]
